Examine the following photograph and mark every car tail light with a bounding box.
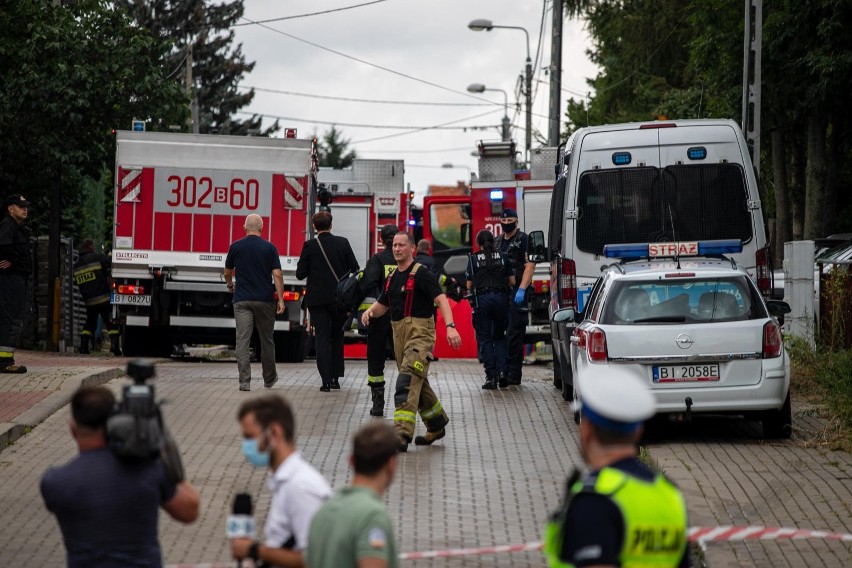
[574,328,586,349]
[279,291,301,301]
[588,328,608,362]
[116,285,145,295]
[558,258,577,309]
[762,321,782,358]
[756,246,772,299]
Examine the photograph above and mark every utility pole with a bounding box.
[524,58,532,165]
[186,44,199,134]
[741,0,762,175]
[548,0,563,146]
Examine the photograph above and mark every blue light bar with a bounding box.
[408,219,416,226]
[489,189,504,201]
[604,239,743,259]
[612,152,632,166]
[687,146,707,160]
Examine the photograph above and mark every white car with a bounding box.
[565,239,793,438]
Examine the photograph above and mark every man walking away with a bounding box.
[307,422,400,568]
[297,211,359,391]
[74,239,121,356]
[415,239,437,273]
[0,193,33,374]
[543,366,690,568]
[232,395,332,567]
[359,224,399,416]
[224,214,285,391]
[498,208,535,385]
[361,232,462,452]
[41,386,200,568]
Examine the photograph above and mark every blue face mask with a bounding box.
[241,437,270,468]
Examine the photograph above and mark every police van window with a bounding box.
[429,202,471,253]
[547,176,567,257]
[576,164,752,254]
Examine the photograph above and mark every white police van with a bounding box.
[527,119,771,401]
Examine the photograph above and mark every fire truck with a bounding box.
[421,141,556,343]
[110,132,406,360]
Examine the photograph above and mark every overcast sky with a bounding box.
[232,0,598,203]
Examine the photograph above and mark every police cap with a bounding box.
[6,194,31,207]
[580,366,655,433]
[500,207,518,219]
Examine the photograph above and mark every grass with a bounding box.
[787,336,852,452]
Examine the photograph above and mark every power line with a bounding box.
[232,0,391,26]
[237,108,501,131]
[352,110,503,144]
[359,146,474,154]
[240,85,492,107]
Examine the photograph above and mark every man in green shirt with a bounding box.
[306,422,399,568]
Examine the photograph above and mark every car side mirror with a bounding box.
[460,222,471,246]
[527,230,547,263]
[553,307,576,324]
[766,300,791,318]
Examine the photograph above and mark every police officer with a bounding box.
[73,239,121,356]
[544,367,690,568]
[359,224,399,416]
[361,232,461,452]
[498,208,535,385]
[0,193,32,374]
[465,230,514,389]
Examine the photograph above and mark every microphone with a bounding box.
[227,492,256,539]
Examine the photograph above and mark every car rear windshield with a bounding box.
[576,164,753,254]
[600,276,767,325]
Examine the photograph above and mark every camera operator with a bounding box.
[40,385,200,568]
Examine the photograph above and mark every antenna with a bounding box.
[668,204,680,269]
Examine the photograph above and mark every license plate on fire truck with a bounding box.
[111,294,152,306]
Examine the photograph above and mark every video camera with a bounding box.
[106,359,185,482]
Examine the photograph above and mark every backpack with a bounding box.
[335,270,363,315]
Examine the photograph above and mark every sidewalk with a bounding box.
[0,349,127,452]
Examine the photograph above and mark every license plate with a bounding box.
[653,364,720,383]
[111,294,152,306]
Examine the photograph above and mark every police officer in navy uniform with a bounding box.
[73,239,121,356]
[498,208,535,385]
[359,224,399,416]
[0,194,32,374]
[465,229,514,389]
[544,367,690,568]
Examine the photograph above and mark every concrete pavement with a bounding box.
[0,354,849,567]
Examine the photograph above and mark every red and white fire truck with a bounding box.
[421,142,556,343]
[110,132,406,359]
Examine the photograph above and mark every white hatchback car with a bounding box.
[566,240,793,438]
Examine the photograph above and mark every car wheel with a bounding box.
[761,392,792,439]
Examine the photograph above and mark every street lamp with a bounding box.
[468,18,532,164]
[467,83,511,142]
[441,162,475,182]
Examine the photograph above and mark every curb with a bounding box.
[0,367,126,453]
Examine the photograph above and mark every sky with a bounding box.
[232,0,598,204]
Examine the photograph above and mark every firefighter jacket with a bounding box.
[360,247,397,300]
[0,215,32,275]
[73,251,112,306]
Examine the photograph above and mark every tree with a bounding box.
[317,126,357,169]
[0,0,189,239]
[116,0,277,136]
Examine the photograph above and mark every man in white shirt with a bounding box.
[232,395,332,567]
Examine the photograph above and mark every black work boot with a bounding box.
[414,428,446,446]
[110,336,122,356]
[369,386,385,416]
[497,372,509,389]
[482,376,497,390]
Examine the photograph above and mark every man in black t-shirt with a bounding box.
[361,232,461,451]
[40,386,199,568]
[225,214,286,391]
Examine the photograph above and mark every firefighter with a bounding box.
[361,232,461,452]
[358,224,399,417]
[73,239,121,356]
[465,230,515,389]
[498,208,535,385]
[543,367,689,567]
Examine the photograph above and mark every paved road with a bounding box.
[0,356,850,567]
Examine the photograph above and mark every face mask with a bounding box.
[501,222,517,233]
[241,437,270,468]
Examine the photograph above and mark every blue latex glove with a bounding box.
[514,287,526,306]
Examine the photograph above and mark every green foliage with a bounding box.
[317,126,357,169]
[116,0,277,136]
[0,0,189,239]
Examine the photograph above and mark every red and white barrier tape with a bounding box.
[165,525,852,567]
